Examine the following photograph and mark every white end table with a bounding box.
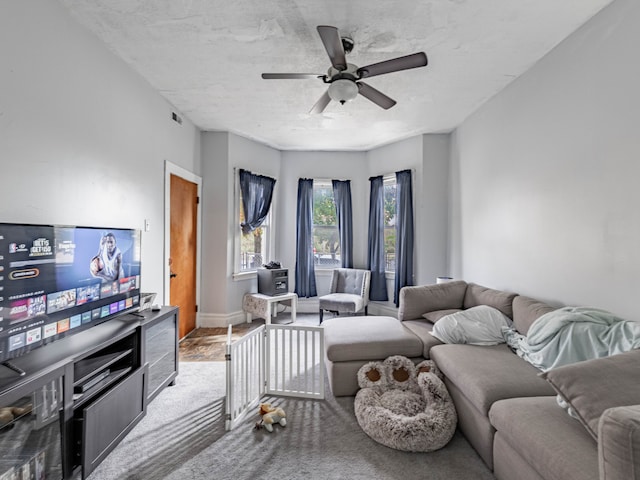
[242,292,298,325]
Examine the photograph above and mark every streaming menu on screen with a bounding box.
[0,223,143,362]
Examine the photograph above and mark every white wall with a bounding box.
[449,0,640,319]
[199,132,281,324]
[421,135,451,285]
[0,1,201,302]
[200,132,230,318]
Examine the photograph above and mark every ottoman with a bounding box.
[323,316,423,396]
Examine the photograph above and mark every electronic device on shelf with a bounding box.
[257,267,288,296]
[74,369,111,393]
[0,222,142,371]
[139,292,157,312]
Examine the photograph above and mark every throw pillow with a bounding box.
[422,309,462,323]
[540,348,640,441]
[431,305,512,345]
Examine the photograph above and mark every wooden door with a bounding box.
[170,174,198,339]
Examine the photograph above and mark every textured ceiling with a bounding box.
[59,0,614,151]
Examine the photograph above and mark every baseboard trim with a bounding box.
[296,297,319,313]
[198,311,246,328]
[198,299,397,328]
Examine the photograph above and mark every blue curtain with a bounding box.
[367,176,388,301]
[394,169,414,306]
[295,178,317,298]
[332,180,353,268]
[239,169,276,234]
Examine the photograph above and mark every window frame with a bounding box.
[233,168,275,279]
[312,179,341,270]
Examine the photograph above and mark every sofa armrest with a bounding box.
[397,281,467,321]
[598,405,640,480]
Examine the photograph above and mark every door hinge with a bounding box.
[195,304,198,312]
[196,196,200,204]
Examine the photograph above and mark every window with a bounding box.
[312,180,341,268]
[235,173,272,274]
[383,175,397,273]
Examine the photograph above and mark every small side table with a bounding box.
[242,292,298,325]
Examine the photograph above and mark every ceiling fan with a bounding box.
[261,25,428,114]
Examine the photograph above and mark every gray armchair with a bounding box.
[319,268,371,324]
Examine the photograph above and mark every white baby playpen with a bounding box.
[225,323,324,430]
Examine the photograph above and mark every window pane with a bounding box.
[383,181,397,272]
[238,189,268,272]
[313,183,341,267]
[240,227,266,270]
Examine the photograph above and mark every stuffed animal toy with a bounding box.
[256,402,286,432]
[0,404,33,428]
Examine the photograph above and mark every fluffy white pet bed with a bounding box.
[354,355,457,452]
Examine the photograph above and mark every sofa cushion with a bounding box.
[512,295,556,336]
[323,316,423,362]
[540,348,640,441]
[422,309,462,322]
[319,293,365,313]
[463,283,517,319]
[429,344,555,415]
[402,320,444,358]
[598,405,640,480]
[398,281,467,321]
[490,396,598,480]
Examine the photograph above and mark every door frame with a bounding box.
[164,160,202,328]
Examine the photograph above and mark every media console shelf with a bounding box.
[73,340,136,407]
[0,306,179,480]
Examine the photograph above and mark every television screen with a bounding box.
[0,223,142,363]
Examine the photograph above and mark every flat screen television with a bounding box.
[0,222,142,369]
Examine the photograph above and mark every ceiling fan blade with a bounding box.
[310,90,331,114]
[262,73,322,80]
[357,52,428,79]
[317,25,347,71]
[357,82,396,110]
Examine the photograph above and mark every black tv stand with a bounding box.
[0,306,179,479]
[1,360,26,376]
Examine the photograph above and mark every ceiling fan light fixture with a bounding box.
[262,25,429,112]
[328,79,358,104]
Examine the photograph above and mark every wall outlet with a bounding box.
[144,219,150,232]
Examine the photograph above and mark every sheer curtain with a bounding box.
[295,178,317,298]
[367,175,389,301]
[238,169,276,234]
[332,179,353,268]
[394,169,414,306]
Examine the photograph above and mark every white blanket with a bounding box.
[431,305,512,345]
[503,306,640,371]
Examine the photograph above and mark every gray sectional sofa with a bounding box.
[322,280,640,480]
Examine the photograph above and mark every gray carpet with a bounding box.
[88,360,496,480]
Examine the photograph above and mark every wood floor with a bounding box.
[179,323,261,362]
[178,312,320,362]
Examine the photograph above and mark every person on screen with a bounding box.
[90,232,124,282]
